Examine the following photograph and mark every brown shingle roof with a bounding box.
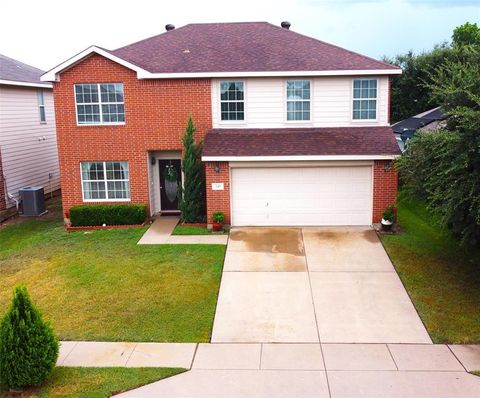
[113,22,399,74]
[203,127,401,157]
[0,54,45,84]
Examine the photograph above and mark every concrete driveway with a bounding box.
[212,227,431,344]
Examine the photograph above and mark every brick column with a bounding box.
[372,160,398,223]
[205,162,231,225]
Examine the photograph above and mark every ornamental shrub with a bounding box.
[0,286,59,390]
[69,204,147,226]
[212,211,225,223]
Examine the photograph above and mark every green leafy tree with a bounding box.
[0,286,59,390]
[452,22,480,47]
[385,45,453,122]
[178,117,205,222]
[385,22,479,123]
[397,45,480,244]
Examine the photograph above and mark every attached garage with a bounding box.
[202,126,401,227]
[230,164,373,226]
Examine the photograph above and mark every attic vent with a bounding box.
[165,24,175,31]
[281,21,291,29]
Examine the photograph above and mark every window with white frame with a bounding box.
[220,81,244,121]
[75,83,125,124]
[37,89,46,123]
[353,79,377,120]
[81,161,130,200]
[286,80,310,121]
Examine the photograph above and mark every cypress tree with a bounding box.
[178,117,205,222]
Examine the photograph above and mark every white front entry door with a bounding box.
[230,166,373,226]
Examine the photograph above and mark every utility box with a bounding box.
[19,186,47,216]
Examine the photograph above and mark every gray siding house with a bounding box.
[0,54,60,218]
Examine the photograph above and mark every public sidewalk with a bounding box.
[58,341,480,371]
[57,341,480,397]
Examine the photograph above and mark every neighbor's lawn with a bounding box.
[381,193,480,343]
[0,367,184,398]
[0,215,225,342]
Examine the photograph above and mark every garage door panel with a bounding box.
[231,166,373,226]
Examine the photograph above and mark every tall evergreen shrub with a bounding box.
[178,117,205,222]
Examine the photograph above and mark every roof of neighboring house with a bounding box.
[41,22,401,81]
[113,22,399,74]
[0,54,51,88]
[202,127,401,158]
[392,106,445,134]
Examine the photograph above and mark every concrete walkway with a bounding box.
[59,341,480,372]
[65,341,479,397]
[212,227,431,343]
[137,217,228,245]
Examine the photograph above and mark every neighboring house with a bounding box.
[392,106,446,151]
[41,22,401,227]
[0,54,60,217]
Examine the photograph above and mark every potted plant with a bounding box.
[381,205,395,231]
[212,211,225,231]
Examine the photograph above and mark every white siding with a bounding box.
[212,76,389,128]
[0,85,60,208]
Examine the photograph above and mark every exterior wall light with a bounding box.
[214,163,221,173]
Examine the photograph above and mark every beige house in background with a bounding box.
[0,54,60,219]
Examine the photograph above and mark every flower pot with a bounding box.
[381,218,393,231]
[212,222,223,231]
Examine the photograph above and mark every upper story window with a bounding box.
[37,89,46,123]
[220,81,244,121]
[81,161,130,201]
[74,83,125,125]
[353,79,377,120]
[286,80,310,121]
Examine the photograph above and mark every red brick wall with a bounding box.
[53,54,211,216]
[0,148,5,211]
[205,162,231,225]
[373,160,398,223]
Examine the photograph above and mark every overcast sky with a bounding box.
[1,0,479,71]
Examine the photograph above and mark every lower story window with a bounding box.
[81,161,130,200]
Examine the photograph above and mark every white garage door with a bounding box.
[231,166,373,226]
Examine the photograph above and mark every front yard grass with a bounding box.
[172,225,212,235]
[380,193,480,343]
[172,225,227,235]
[0,211,225,342]
[0,367,184,398]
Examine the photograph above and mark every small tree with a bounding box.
[0,286,59,390]
[178,116,205,222]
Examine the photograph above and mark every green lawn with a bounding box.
[380,193,480,343]
[172,225,227,235]
[172,225,212,235]
[0,205,225,342]
[0,367,184,398]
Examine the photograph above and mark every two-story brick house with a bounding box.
[41,22,401,227]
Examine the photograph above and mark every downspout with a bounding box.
[7,192,19,210]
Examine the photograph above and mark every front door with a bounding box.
[159,159,181,211]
